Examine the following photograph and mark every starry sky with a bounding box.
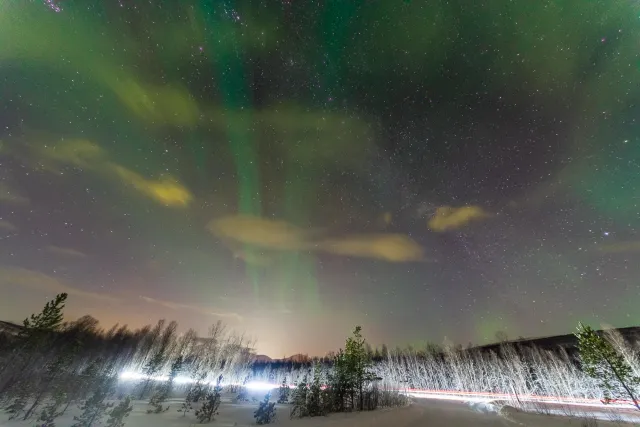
[1,0,639,357]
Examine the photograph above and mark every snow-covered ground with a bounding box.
[2,392,639,427]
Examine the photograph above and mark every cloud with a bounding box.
[318,234,425,262]
[139,296,243,321]
[110,164,192,207]
[46,245,88,258]
[0,266,118,302]
[428,205,490,232]
[598,241,640,253]
[0,183,29,205]
[31,139,193,207]
[0,220,18,232]
[38,139,105,169]
[208,215,425,263]
[207,215,311,251]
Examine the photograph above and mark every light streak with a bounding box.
[117,371,637,412]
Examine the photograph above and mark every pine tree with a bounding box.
[21,293,68,340]
[195,375,222,423]
[289,375,308,419]
[23,340,79,420]
[106,396,133,427]
[138,321,177,399]
[178,393,193,417]
[277,377,290,404]
[307,366,324,416]
[576,323,640,410]
[254,392,276,425]
[38,386,67,426]
[329,349,349,412]
[72,374,116,427]
[148,354,183,413]
[2,293,69,412]
[5,392,27,420]
[179,373,204,417]
[344,326,377,411]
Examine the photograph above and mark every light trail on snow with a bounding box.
[118,371,637,411]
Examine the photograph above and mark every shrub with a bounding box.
[254,392,276,424]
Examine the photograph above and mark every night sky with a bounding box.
[1,0,639,357]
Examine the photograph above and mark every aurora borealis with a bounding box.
[1,0,639,357]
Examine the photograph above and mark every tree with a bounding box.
[307,366,324,416]
[1,293,69,404]
[138,320,177,399]
[21,293,68,339]
[106,396,133,427]
[148,354,183,413]
[277,377,290,404]
[179,372,205,417]
[72,373,116,426]
[254,392,276,425]
[195,375,222,423]
[576,322,640,410]
[342,326,377,411]
[289,374,309,418]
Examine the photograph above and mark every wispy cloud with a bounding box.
[46,245,88,258]
[598,240,640,253]
[0,183,29,205]
[0,266,118,302]
[139,295,243,321]
[208,215,426,263]
[318,234,425,262]
[32,139,192,207]
[428,205,490,232]
[0,220,18,232]
[208,215,311,251]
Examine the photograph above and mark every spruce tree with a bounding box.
[289,375,308,419]
[106,396,133,427]
[344,326,376,411]
[254,392,276,425]
[195,375,222,423]
[576,323,640,410]
[307,366,323,416]
[277,377,290,404]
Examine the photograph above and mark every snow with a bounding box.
[2,395,638,427]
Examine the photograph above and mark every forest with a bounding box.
[0,293,638,426]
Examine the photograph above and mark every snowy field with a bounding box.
[2,392,639,427]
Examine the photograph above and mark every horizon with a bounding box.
[4,309,638,360]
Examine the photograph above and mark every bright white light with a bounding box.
[245,381,279,391]
[118,371,280,391]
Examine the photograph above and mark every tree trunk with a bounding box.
[603,354,640,411]
[139,378,151,400]
[23,390,44,420]
[61,400,72,415]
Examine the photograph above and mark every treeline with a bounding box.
[1,293,639,426]
[0,294,406,426]
[0,293,256,425]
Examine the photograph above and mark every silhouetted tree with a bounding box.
[576,323,640,410]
